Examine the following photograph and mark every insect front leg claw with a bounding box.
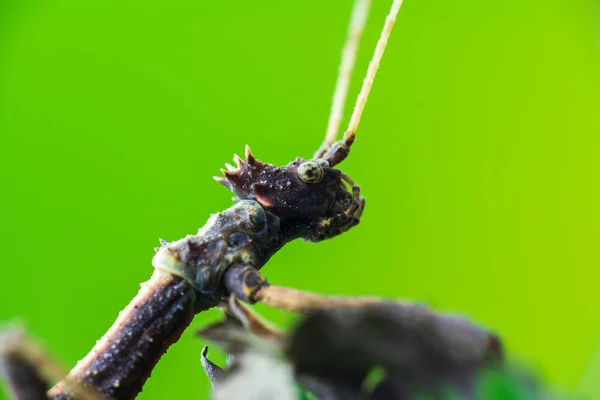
[200,346,226,389]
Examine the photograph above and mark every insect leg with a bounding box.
[341,172,361,202]
[200,346,225,389]
[220,296,281,340]
[223,264,269,305]
[253,285,394,314]
[223,265,396,314]
[200,297,282,390]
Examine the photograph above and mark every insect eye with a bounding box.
[298,161,324,184]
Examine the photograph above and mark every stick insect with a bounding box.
[0,0,405,398]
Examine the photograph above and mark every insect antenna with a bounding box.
[320,0,404,167]
[315,0,371,159]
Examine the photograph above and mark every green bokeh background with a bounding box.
[1,0,599,399]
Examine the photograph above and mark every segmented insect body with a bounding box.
[153,146,364,304]
[0,1,404,399]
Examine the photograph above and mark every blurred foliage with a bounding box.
[1,0,599,399]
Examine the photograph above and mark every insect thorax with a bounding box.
[152,200,285,304]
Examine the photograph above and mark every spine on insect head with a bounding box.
[214,145,365,243]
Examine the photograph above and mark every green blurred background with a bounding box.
[1,0,599,399]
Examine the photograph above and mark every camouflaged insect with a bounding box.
[152,144,365,304]
[0,1,406,399]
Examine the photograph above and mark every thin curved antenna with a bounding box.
[316,0,371,158]
[321,0,404,166]
[346,0,402,140]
